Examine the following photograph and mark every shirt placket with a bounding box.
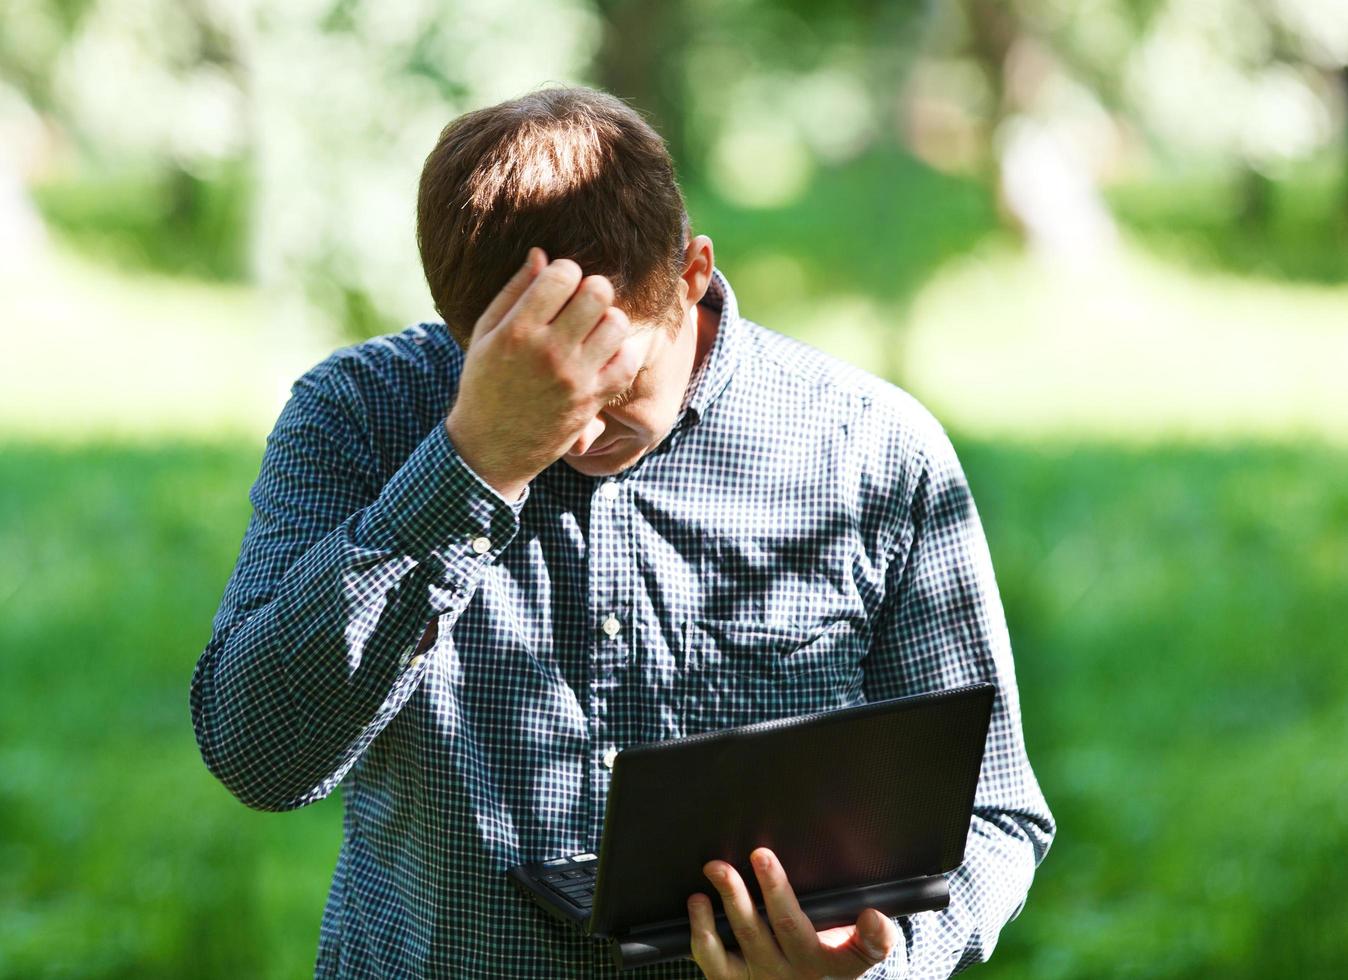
[586,473,631,846]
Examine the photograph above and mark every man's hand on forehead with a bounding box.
[444,247,645,501]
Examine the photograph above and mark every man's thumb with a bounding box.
[857,908,893,961]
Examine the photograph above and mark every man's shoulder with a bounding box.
[740,318,949,455]
[294,321,460,417]
[306,320,458,383]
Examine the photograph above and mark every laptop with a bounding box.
[507,682,995,971]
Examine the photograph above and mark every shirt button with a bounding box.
[599,480,620,499]
[602,746,618,769]
[601,615,621,637]
[408,654,425,669]
[471,536,491,554]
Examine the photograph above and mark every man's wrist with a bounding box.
[443,416,529,504]
[356,420,528,557]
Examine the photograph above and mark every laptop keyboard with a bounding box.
[534,852,599,910]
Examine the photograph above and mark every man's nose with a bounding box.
[570,416,607,456]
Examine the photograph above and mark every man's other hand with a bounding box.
[686,847,900,979]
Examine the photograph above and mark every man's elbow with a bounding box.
[193,720,331,813]
[211,763,321,813]
[1026,802,1057,868]
[971,806,1053,920]
[189,660,329,814]
[981,796,1056,869]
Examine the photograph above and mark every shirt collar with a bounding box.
[678,264,742,429]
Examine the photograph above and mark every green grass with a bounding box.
[964,439,1348,979]
[0,441,339,980]
[2,435,1344,978]
[0,243,331,443]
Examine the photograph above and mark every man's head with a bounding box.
[416,84,717,476]
[417,84,694,351]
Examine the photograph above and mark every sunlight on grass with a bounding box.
[0,242,332,442]
[898,236,1348,445]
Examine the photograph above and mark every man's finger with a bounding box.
[687,892,738,979]
[703,860,787,973]
[818,907,901,973]
[500,255,585,333]
[472,246,546,339]
[748,847,820,967]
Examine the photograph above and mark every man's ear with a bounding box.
[680,234,714,306]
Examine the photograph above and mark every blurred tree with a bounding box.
[900,0,1348,252]
[0,0,252,278]
[1262,0,1348,225]
[6,0,1346,336]
[218,0,603,339]
[592,0,695,179]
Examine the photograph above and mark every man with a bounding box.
[190,84,1054,978]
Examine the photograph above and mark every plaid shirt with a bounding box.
[190,266,1054,978]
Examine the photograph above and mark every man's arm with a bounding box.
[858,420,1056,979]
[189,358,528,812]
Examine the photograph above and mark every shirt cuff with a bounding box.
[355,420,530,565]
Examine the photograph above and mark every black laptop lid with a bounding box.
[588,683,994,937]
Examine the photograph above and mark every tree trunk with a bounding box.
[591,0,695,183]
[1340,66,1348,228]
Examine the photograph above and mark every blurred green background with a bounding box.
[2,0,1346,977]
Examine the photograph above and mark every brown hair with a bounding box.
[417,84,692,351]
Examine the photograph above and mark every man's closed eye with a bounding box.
[605,368,645,408]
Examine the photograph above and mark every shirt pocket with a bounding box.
[679,617,868,736]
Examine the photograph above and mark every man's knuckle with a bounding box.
[610,346,639,377]
[728,919,757,946]
[547,258,582,282]
[493,324,526,352]
[769,912,804,938]
[540,346,568,377]
[581,275,613,302]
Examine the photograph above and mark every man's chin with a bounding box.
[563,444,640,475]
[563,458,622,475]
